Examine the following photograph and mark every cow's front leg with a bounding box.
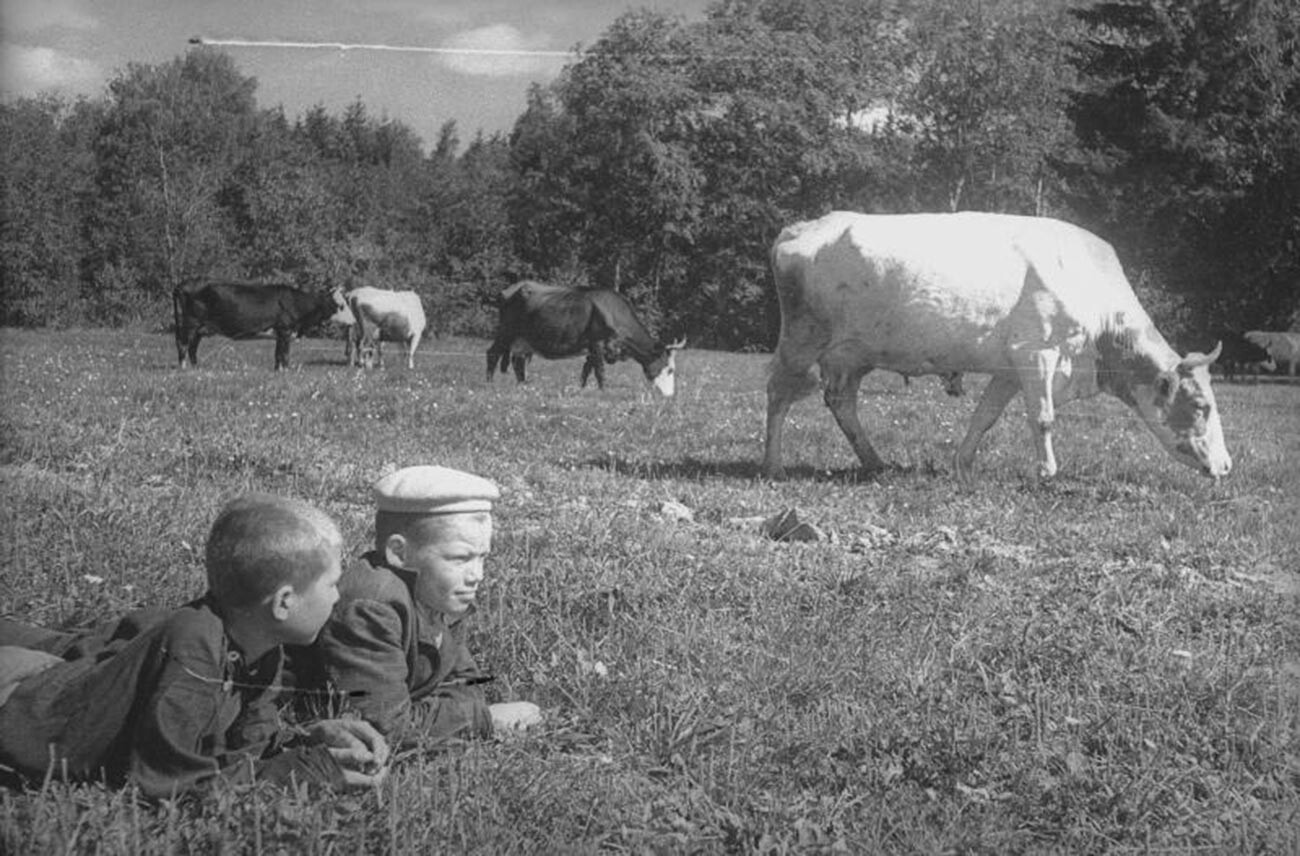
[585,345,606,389]
[822,364,885,473]
[1013,348,1061,478]
[274,331,292,370]
[954,373,1020,479]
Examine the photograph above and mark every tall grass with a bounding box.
[2,327,1298,854]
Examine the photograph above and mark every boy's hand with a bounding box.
[307,718,391,785]
[489,701,542,733]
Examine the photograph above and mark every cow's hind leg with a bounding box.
[954,372,1020,479]
[762,354,822,479]
[822,363,886,474]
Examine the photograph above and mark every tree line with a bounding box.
[2,0,1297,348]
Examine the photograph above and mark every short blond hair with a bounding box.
[205,493,342,610]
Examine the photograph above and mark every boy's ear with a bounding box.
[270,584,295,621]
[384,533,408,569]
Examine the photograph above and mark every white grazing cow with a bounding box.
[347,287,427,369]
[1244,330,1300,376]
[763,211,1232,480]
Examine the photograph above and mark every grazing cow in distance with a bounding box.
[486,281,685,396]
[346,287,427,369]
[1244,330,1300,376]
[173,281,346,370]
[1215,332,1276,382]
[763,211,1231,480]
[330,300,358,363]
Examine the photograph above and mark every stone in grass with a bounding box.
[659,500,694,522]
[762,508,825,543]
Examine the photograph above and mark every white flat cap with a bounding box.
[372,465,500,514]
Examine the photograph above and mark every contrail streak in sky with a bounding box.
[189,36,576,58]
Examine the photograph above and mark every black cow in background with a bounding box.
[486,281,685,396]
[1215,331,1276,382]
[173,281,346,370]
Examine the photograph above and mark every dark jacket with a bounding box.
[0,597,343,798]
[289,552,492,741]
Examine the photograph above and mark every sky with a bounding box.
[1,0,714,147]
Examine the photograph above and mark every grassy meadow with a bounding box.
[1,326,1298,854]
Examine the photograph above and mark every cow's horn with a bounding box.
[666,337,687,351]
[1179,340,1221,369]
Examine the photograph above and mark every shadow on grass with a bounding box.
[582,455,921,484]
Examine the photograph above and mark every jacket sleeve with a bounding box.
[410,683,493,743]
[407,630,492,742]
[128,645,347,798]
[126,641,256,798]
[252,744,346,791]
[315,598,412,734]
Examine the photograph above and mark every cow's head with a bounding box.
[643,338,686,397]
[1129,341,1232,479]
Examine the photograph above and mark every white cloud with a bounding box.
[439,24,567,78]
[1,0,99,33]
[1,44,103,97]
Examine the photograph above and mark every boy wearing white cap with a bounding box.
[293,465,539,741]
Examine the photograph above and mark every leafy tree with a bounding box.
[508,85,586,280]
[221,108,343,285]
[0,95,100,326]
[88,49,260,323]
[903,0,1078,214]
[1067,0,1300,331]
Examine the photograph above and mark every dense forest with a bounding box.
[2,0,1298,349]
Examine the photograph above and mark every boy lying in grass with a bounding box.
[288,465,540,743]
[0,493,389,799]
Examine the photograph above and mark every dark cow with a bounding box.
[1215,332,1276,382]
[486,281,685,396]
[173,281,346,370]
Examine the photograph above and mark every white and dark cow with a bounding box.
[173,281,347,370]
[345,287,427,369]
[1244,330,1300,376]
[763,211,1232,480]
[486,281,685,396]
